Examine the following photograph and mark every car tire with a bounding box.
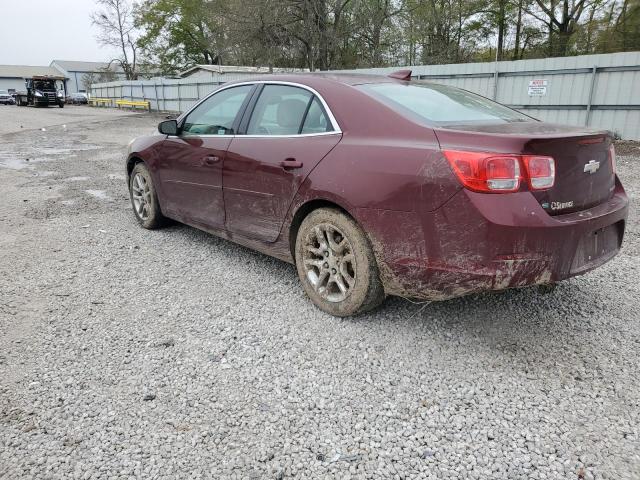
[295,208,385,316]
[129,162,166,229]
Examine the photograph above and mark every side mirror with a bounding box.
[158,119,178,136]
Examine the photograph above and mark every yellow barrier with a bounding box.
[89,98,113,107]
[115,99,151,111]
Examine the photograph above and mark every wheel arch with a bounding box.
[288,198,356,261]
[126,155,145,178]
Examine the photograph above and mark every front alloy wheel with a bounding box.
[129,162,166,229]
[131,172,152,221]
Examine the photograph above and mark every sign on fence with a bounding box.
[528,79,548,96]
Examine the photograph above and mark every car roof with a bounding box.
[226,72,400,87]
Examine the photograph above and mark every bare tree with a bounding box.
[92,0,139,79]
[526,0,602,55]
[81,72,97,92]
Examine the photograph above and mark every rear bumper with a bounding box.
[362,177,629,300]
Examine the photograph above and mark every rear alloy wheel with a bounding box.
[129,163,166,229]
[295,208,385,316]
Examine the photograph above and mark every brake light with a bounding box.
[608,144,616,174]
[523,156,555,190]
[443,150,555,193]
[443,150,520,193]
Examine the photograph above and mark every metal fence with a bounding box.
[91,51,640,140]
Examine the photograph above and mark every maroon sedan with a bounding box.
[126,72,628,316]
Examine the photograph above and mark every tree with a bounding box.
[92,0,140,79]
[81,72,96,91]
[132,0,640,71]
[349,0,404,67]
[597,0,640,52]
[526,0,602,56]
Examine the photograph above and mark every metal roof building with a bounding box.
[0,65,67,93]
[50,60,126,94]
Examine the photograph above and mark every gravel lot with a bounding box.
[0,105,639,480]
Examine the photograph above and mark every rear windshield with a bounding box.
[357,82,531,126]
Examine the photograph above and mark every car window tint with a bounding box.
[247,85,312,135]
[183,85,252,135]
[357,83,531,126]
[300,97,333,134]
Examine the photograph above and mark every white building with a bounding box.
[0,65,68,94]
[50,60,126,94]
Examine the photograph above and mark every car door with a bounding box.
[156,84,254,227]
[223,84,342,242]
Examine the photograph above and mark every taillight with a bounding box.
[523,156,555,190]
[443,150,521,193]
[608,144,616,174]
[443,150,555,193]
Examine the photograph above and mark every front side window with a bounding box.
[182,85,253,135]
[247,85,314,135]
[357,82,531,126]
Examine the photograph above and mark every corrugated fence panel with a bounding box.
[90,51,640,140]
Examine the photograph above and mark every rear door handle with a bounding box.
[202,155,220,166]
[280,158,303,169]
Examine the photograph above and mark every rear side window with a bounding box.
[300,97,332,134]
[247,85,312,135]
[357,82,531,126]
[246,85,334,135]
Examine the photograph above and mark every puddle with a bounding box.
[34,171,57,177]
[0,143,102,170]
[37,148,78,155]
[0,154,48,170]
[85,190,113,202]
[35,145,101,155]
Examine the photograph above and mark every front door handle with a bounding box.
[202,155,220,166]
[280,158,303,169]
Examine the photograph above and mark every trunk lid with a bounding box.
[434,122,615,215]
[526,134,614,215]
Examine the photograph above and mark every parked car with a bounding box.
[124,72,628,316]
[66,92,89,104]
[0,90,16,105]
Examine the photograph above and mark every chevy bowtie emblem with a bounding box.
[584,160,600,174]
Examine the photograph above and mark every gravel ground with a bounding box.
[0,105,639,480]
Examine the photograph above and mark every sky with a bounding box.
[0,0,119,66]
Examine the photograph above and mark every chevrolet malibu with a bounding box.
[125,72,628,316]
